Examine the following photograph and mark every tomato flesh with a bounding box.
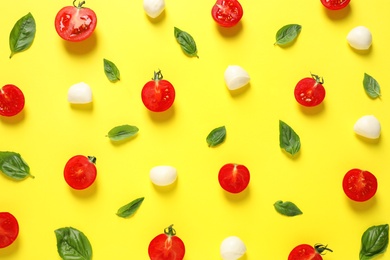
[0,84,25,117]
[294,75,326,107]
[141,71,175,112]
[218,163,250,193]
[0,212,19,248]
[342,168,377,202]
[64,155,97,190]
[212,0,243,27]
[148,225,185,260]
[288,244,321,260]
[320,0,350,10]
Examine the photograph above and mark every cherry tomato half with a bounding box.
[218,163,250,193]
[64,155,97,190]
[0,84,25,117]
[141,70,175,112]
[320,0,350,10]
[294,74,326,107]
[288,244,332,260]
[211,0,243,27]
[342,168,377,202]
[0,212,19,248]
[54,1,97,42]
[148,224,185,260]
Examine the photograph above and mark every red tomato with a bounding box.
[0,212,19,248]
[211,0,243,27]
[54,1,97,42]
[141,70,175,112]
[342,168,377,202]
[148,225,185,260]
[288,244,332,260]
[320,0,350,10]
[0,84,25,117]
[218,163,250,193]
[294,74,326,107]
[64,155,97,190]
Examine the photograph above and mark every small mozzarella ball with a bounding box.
[354,115,381,139]
[347,26,372,50]
[220,236,247,260]
[150,165,177,186]
[67,82,92,104]
[143,0,165,18]
[224,65,250,90]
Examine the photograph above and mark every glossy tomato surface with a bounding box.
[218,163,250,193]
[141,70,175,112]
[148,225,185,260]
[320,0,350,10]
[212,0,243,27]
[0,212,19,248]
[0,84,25,117]
[288,244,332,260]
[342,168,377,202]
[64,155,97,190]
[294,74,326,107]
[54,1,97,42]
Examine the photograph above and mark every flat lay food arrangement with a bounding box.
[1,0,389,259]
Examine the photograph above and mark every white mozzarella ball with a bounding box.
[67,82,93,104]
[143,0,165,18]
[149,165,177,186]
[224,65,250,90]
[220,236,247,260]
[354,115,381,139]
[347,26,372,50]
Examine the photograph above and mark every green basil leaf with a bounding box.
[0,151,33,180]
[54,227,92,260]
[274,200,303,216]
[116,197,144,218]
[363,73,381,99]
[106,125,139,141]
[174,27,198,58]
[279,120,301,156]
[9,12,36,58]
[360,224,389,260]
[206,126,226,147]
[103,58,120,82]
[275,24,302,46]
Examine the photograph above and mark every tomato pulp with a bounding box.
[54,1,97,42]
[64,155,97,190]
[0,212,19,248]
[211,0,243,27]
[148,225,185,260]
[320,0,350,10]
[294,74,326,107]
[218,163,250,193]
[0,84,25,117]
[342,168,377,202]
[288,244,332,260]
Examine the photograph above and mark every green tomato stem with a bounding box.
[153,70,164,81]
[314,244,333,255]
[164,224,176,237]
[87,156,96,164]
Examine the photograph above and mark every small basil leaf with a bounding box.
[206,126,226,147]
[174,27,198,58]
[0,151,33,180]
[9,12,36,58]
[54,227,93,260]
[103,58,120,82]
[274,200,303,216]
[363,73,381,99]
[275,24,302,46]
[116,197,144,218]
[279,120,301,156]
[107,125,139,141]
[360,224,389,260]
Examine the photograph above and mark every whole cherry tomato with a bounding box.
[0,212,19,248]
[320,0,350,10]
[0,84,25,117]
[211,0,243,27]
[288,244,332,260]
[342,168,377,202]
[54,1,97,42]
[64,155,97,190]
[148,224,185,260]
[294,74,326,107]
[141,70,175,112]
[218,163,250,193]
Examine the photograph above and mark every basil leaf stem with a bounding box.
[206,126,226,147]
[360,224,389,260]
[279,120,301,156]
[106,125,139,141]
[9,12,36,58]
[275,24,302,46]
[103,58,120,82]
[274,200,303,216]
[0,151,34,180]
[174,27,198,58]
[116,197,144,218]
[54,227,93,260]
[363,73,381,99]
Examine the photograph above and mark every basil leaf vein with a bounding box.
[103,58,120,82]
[174,27,198,58]
[360,224,389,260]
[9,12,36,58]
[363,73,381,99]
[279,120,301,156]
[54,227,93,260]
[206,126,226,147]
[107,125,139,141]
[274,200,303,216]
[116,197,144,218]
[275,24,302,46]
[0,151,33,180]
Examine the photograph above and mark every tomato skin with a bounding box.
[211,0,243,27]
[294,74,326,107]
[54,1,97,42]
[64,155,97,190]
[148,225,185,260]
[320,0,350,10]
[0,84,25,117]
[288,244,332,260]
[342,168,377,202]
[218,163,250,193]
[0,212,19,248]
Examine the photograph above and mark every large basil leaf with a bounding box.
[55,227,92,260]
[116,197,144,218]
[0,151,33,180]
[279,120,301,156]
[360,224,388,260]
[275,24,301,46]
[106,124,139,141]
[363,73,381,99]
[103,59,120,82]
[206,126,226,147]
[174,27,198,58]
[274,200,303,216]
[9,12,36,58]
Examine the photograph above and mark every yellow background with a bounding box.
[1,0,390,259]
